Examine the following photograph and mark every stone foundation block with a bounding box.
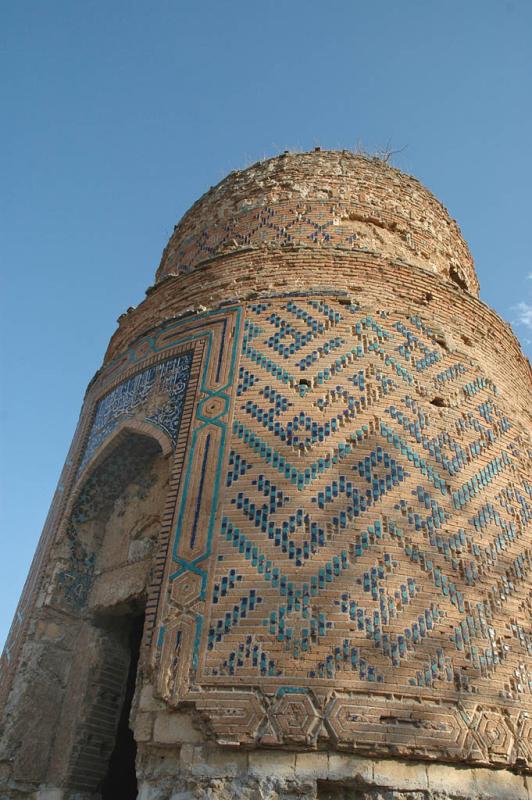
[473,767,528,799]
[138,684,166,712]
[327,753,374,783]
[137,783,167,800]
[295,751,329,779]
[135,711,155,743]
[179,743,196,767]
[426,763,478,797]
[248,750,296,780]
[153,711,203,745]
[189,745,248,778]
[372,758,429,791]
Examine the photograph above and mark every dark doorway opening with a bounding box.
[317,781,364,799]
[101,613,144,800]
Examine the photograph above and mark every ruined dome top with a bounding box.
[156,149,478,295]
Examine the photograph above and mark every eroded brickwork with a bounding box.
[157,151,478,294]
[1,151,531,799]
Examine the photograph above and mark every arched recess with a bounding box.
[5,429,171,797]
[73,419,174,495]
[50,425,173,612]
[53,428,170,796]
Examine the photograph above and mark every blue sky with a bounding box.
[1,0,531,649]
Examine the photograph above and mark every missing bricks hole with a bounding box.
[449,266,468,292]
[379,715,419,726]
[430,397,447,408]
[299,379,312,388]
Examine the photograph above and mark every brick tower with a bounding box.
[1,150,531,800]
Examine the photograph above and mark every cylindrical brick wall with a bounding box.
[1,151,531,799]
[117,151,531,771]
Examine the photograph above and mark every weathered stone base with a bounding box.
[134,748,530,800]
[4,748,527,798]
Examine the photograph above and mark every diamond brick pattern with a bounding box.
[194,299,531,738]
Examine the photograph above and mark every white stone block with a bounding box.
[138,683,166,712]
[372,758,428,791]
[295,751,329,779]
[426,762,477,796]
[248,750,296,779]
[134,711,154,743]
[474,768,528,800]
[190,745,247,778]
[153,711,204,744]
[35,790,63,800]
[327,753,374,783]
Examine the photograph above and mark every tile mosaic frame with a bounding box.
[0,306,242,712]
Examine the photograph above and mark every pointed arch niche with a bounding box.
[39,338,202,795]
[45,428,170,796]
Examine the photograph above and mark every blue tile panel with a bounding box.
[79,352,192,473]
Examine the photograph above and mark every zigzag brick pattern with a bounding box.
[192,296,532,759]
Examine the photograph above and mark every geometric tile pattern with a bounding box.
[164,201,375,273]
[78,352,192,474]
[2,291,530,770]
[156,298,532,765]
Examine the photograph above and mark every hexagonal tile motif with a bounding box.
[171,570,203,608]
[516,712,532,761]
[196,691,265,744]
[326,696,370,743]
[327,695,474,760]
[198,394,228,420]
[469,708,515,764]
[270,691,321,744]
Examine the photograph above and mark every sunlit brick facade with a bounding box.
[2,151,531,799]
